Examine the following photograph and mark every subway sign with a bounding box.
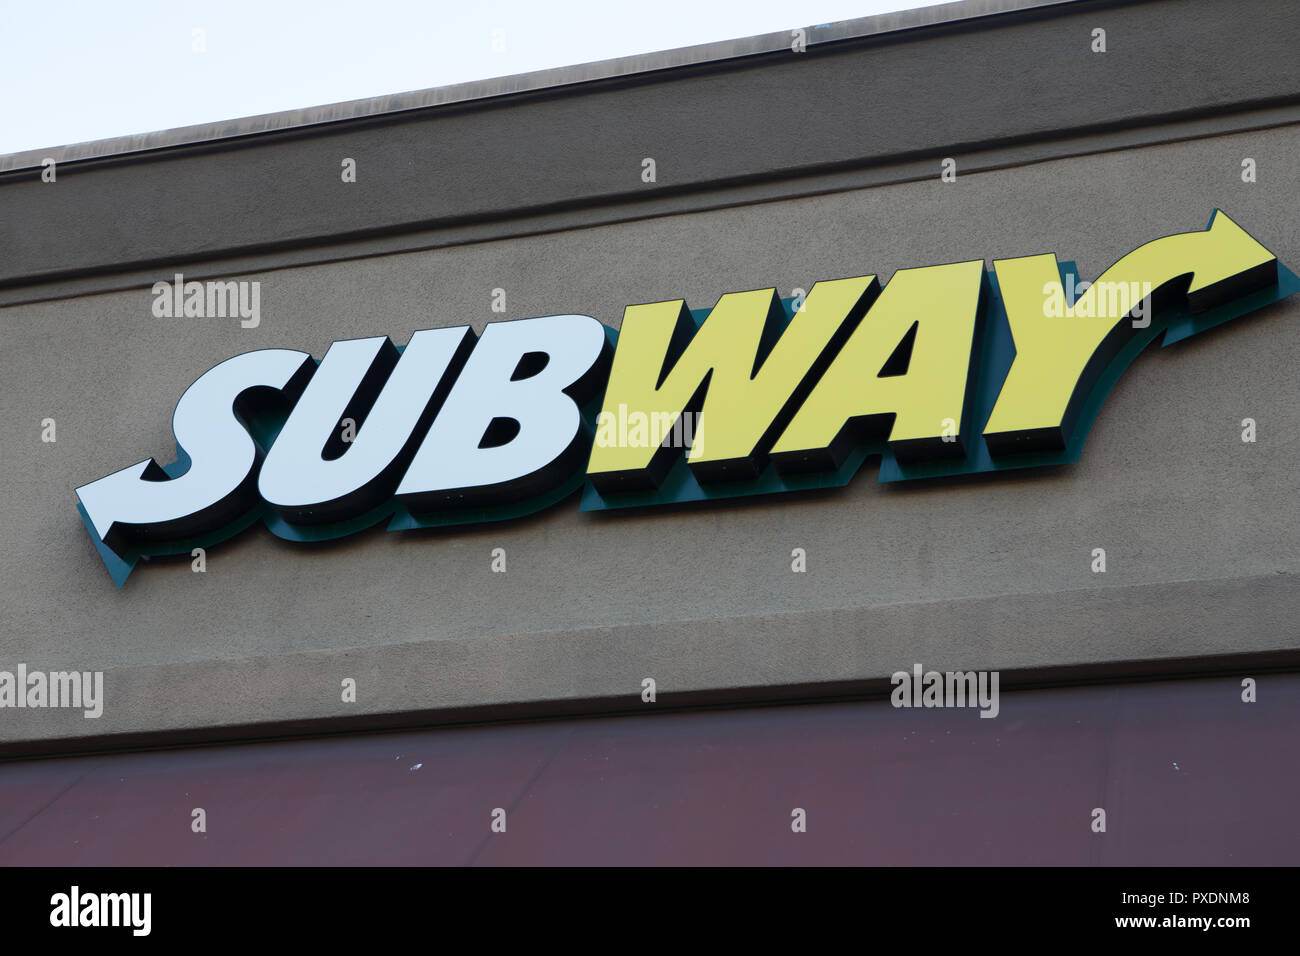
[77,212,1298,585]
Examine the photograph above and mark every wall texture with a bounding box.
[1,0,1297,755]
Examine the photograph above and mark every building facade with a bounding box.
[1,0,1298,864]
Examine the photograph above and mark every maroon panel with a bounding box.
[1,675,1296,865]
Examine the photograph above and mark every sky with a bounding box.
[0,0,947,155]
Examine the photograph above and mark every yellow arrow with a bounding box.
[984,211,1277,454]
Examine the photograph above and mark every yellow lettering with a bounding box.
[984,212,1277,453]
[587,276,876,490]
[771,260,986,471]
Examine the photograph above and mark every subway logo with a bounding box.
[76,211,1298,585]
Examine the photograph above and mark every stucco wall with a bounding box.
[3,116,1298,752]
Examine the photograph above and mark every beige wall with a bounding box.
[3,123,1299,751]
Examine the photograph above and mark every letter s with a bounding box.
[76,349,314,562]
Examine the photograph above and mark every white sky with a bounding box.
[0,0,948,155]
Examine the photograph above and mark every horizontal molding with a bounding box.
[3,99,1296,309]
[5,0,1296,303]
[2,570,1296,758]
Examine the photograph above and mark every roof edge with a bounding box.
[0,0,1085,172]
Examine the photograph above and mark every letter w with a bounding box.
[586,276,878,491]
